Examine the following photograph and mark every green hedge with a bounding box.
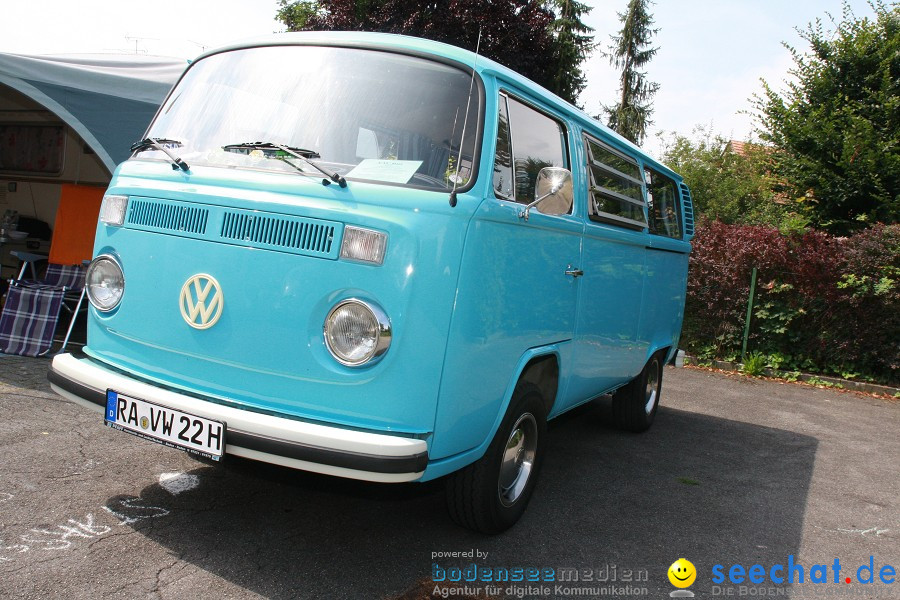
[683,221,900,385]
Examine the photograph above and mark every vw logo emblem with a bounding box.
[179,274,224,329]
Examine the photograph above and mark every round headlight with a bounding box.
[85,255,124,311]
[323,299,391,367]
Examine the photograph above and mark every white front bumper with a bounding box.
[49,353,428,483]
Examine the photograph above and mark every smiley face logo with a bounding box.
[668,558,696,588]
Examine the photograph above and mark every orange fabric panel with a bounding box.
[48,184,103,266]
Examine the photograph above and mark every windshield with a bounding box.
[140,45,482,191]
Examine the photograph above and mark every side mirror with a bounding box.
[519,167,574,221]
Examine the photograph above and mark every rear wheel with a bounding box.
[613,353,663,433]
[445,382,547,534]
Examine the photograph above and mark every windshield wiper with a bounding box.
[130,138,190,172]
[222,141,346,188]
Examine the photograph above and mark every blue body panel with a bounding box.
[89,161,476,437]
[83,32,692,482]
[429,198,583,459]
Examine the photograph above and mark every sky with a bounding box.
[1,0,880,158]
[579,0,878,154]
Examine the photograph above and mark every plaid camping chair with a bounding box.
[0,259,87,357]
[0,184,101,357]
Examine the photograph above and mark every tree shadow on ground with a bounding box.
[109,398,818,599]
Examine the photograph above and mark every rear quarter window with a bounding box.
[645,167,682,239]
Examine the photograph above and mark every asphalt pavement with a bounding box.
[0,355,897,599]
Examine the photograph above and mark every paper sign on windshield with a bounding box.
[346,159,423,184]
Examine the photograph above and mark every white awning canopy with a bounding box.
[0,53,186,173]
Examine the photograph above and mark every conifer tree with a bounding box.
[603,0,660,146]
[546,0,595,105]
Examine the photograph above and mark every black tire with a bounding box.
[445,382,547,534]
[612,352,664,433]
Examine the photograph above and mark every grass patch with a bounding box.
[741,351,767,377]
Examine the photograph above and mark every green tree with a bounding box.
[545,0,595,106]
[658,128,791,228]
[603,0,660,146]
[275,0,594,105]
[276,0,318,30]
[751,1,900,233]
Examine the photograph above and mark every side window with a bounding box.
[493,97,514,198]
[584,136,647,229]
[645,168,682,239]
[493,94,568,208]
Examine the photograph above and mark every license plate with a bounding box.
[104,390,225,460]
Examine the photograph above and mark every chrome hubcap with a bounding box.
[644,360,659,415]
[498,413,538,507]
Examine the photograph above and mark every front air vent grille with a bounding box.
[124,197,342,259]
[220,210,337,256]
[127,199,209,235]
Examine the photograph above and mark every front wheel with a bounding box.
[612,353,664,433]
[445,382,547,534]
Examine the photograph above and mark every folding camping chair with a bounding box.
[0,257,87,356]
[0,184,102,357]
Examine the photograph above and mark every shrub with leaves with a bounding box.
[827,224,900,378]
[751,1,900,233]
[684,221,899,384]
[658,128,790,227]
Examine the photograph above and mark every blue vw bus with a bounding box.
[49,32,694,533]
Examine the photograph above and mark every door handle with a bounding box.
[565,267,584,278]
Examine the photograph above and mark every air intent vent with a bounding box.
[127,199,209,235]
[123,197,343,259]
[220,210,337,257]
[680,183,695,237]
